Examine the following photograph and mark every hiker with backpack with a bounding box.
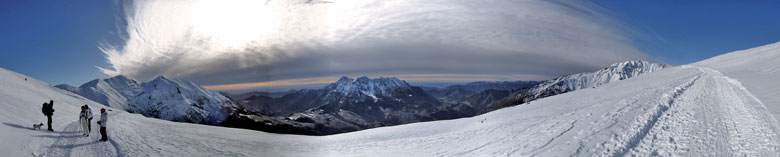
[41,100,54,131]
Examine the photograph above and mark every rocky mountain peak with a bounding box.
[326,76,411,97]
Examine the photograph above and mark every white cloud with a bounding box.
[100,0,649,86]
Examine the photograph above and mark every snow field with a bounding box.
[5,64,780,156]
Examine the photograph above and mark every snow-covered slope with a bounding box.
[4,42,780,156]
[0,68,109,156]
[694,41,780,125]
[324,66,780,156]
[56,75,234,125]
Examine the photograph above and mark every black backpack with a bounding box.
[41,103,54,115]
[41,103,47,114]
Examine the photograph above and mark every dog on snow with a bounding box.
[33,123,44,130]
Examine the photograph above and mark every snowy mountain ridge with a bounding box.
[528,60,669,99]
[55,75,140,111]
[132,76,233,125]
[326,76,412,102]
[483,60,669,112]
[56,75,233,125]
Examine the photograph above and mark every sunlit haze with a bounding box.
[99,0,648,91]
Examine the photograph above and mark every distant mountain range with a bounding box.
[56,60,669,135]
[221,91,291,100]
[421,80,544,109]
[223,76,476,135]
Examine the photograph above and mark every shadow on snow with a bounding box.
[3,122,84,134]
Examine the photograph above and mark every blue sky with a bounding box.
[1,0,779,88]
[0,0,119,86]
[595,0,780,65]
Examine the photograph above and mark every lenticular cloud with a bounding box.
[100,0,649,86]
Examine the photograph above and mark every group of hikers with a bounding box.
[41,100,109,142]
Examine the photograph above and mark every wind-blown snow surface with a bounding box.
[3,43,780,156]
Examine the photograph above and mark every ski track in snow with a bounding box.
[621,67,780,156]
[613,71,701,156]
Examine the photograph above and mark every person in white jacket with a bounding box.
[79,106,89,136]
[97,108,108,142]
[85,106,93,132]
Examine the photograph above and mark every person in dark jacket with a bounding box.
[41,100,54,131]
[97,108,108,142]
